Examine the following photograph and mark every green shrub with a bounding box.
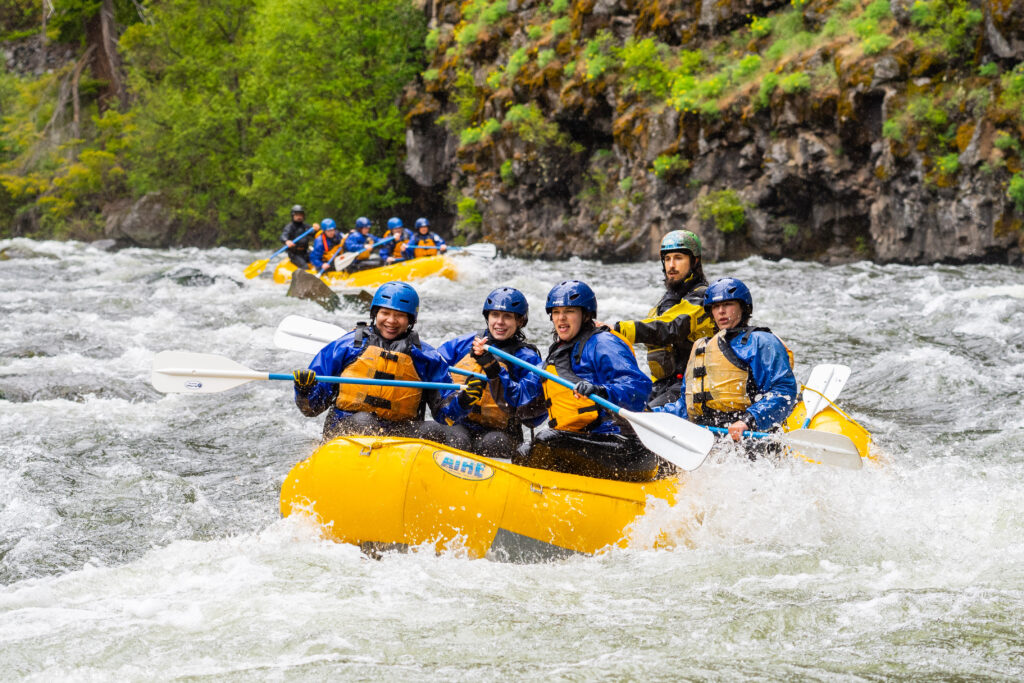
[500,159,515,185]
[563,60,577,78]
[994,131,1021,153]
[537,49,555,69]
[882,118,905,141]
[749,16,773,38]
[935,153,960,175]
[551,16,570,36]
[780,72,811,93]
[734,54,762,81]
[425,29,439,52]
[584,31,616,81]
[456,195,483,233]
[862,34,893,54]
[620,38,672,98]
[652,154,690,178]
[783,222,799,239]
[697,189,748,233]
[528,25,544,41]
[548,0,569,14]
[460,126,483,146]
[1008,172,1024,212]
[505,47,529,81]
[482,117,502,138]
[865,0,892,20]
[423,68,440,82]
[909,0,983,57]
[755,72,779,110]
[978,62,999,77]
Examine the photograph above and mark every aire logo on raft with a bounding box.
[433,451,494,481]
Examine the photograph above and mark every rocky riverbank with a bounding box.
[401,0,1024,265]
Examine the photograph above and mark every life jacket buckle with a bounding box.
[359,441,385,457]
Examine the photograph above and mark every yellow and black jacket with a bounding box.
[615,275,713,399]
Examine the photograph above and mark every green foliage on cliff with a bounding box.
[698,190,749,234]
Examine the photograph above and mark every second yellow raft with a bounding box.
[272,255,457,288]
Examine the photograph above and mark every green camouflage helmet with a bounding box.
[660,230,702,259]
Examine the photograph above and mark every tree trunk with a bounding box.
[85,0,127,111]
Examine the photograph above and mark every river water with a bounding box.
[1,238,1022,679]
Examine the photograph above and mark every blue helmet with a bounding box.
[483,287,529,327]
[355,216,372,230]
[703,277,753,315]
[320,218,337,231]
[415,217,430,229]
[371,281,420,323]
[545,280,597,316]
[387,217,403,230]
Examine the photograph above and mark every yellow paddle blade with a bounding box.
[244,258,270,279]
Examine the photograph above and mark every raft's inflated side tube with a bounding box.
[784,402,875,462]
[279,408,875,560]
[279,436,680,561]
[272,255,457,287]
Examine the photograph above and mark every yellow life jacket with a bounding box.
[684,327,794,421]
[542,325,635,432]
[412,236,436,259]
[452,337,536,430]
[335,325,424,421]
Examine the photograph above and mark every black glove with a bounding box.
[457,378,487,408]
[573,381,607,399]
[293,369,316,395]
[473,350,501,379]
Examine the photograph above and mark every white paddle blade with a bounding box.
[274,315,346,355]
[333,250,359,272]
[621,410,715,471]
[151,351,266,394]
[782,429,862,470]
[802,364,851,422]
[452,243,497,259]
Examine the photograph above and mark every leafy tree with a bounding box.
[120,0,426,245]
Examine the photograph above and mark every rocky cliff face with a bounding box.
[402,0,1024,265]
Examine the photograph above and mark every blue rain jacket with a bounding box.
[535,326,653,435]
[654,328,797,430]
[294,326,456,425]
[343,230,380,253]
[435,330,546,431]
[309,232,343,271]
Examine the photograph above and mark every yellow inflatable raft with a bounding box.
[279,404,874,561]
[272,255,457,288]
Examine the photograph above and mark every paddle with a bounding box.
[151,351,461,394]
[244,226,317,279]
[332,235,396,273]
[412,243,497,259]
[703,425,862,470]
[272,315,487,380]
[288,270,341,312]
[801,363,851,428]
[482,344,714,471]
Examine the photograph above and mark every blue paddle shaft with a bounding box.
[484,344,622,415]
[273,226,318,259]
[268,373,458,390]
[450,367,486,380]
[704,425,772,439]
